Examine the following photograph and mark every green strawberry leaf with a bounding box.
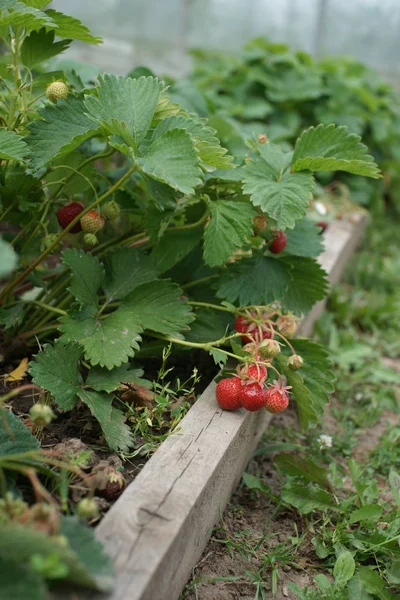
[276,339,334,428]
[276,362,318,429]
[203,200,256,267]
[0,519,113,592]
[144,178,179,212]
[44,151,97,195]
[29,343,82,410]
[216,254,292,306]
[21,28,70,68]
[60,516,114,591]
[290,339,335,418]
[280,257,329,314]
[0,305,24,330]
[0,409,39,456]
[185,308,232,344]
[138,129,202,195]
[243,144,314,229]
[86,365,145,393]
[103,248,159,303]
[77,390,133,452]
[212,251,327,313]
[45,9,102,44]
[84,75,164,148]
[150,227,204,273]
[0,0,56,31]
[122,280,195,338]
[292,124,381,178]
[26,97,99,171]
[152,115,233,171]
[20,1,51,8]
[58,311,142,370]
[0,129,30,161]
[285,218,325,257]
[62,249,104,315]
[0,558,48,600]
[265,69,324,103]
[209,348,228,366]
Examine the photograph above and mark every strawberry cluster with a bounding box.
[56,201,120,247]
[216,371,291,413]
[215,306,304,414]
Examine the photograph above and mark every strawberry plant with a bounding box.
[0,2,381,447]
[0,10,384,597]
[183,39,399,214]
[0,407,113,597]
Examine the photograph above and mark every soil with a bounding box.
[0,346,218,518]
[181,360,400,600]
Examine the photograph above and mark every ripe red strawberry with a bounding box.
[57,202,84,233]
[269,231,287,254]
[316,221,328,233]
[240,383,268,412]
[234,316,249,334]
[264,381,291,413]
[235,315,254,344]
[239,363,267,385]
[80,210,105,234]
[235,314,273,344]
[216,377,242,411]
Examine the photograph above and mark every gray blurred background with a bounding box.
[51,0,400,79]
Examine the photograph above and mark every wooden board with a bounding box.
[79,214,367,600]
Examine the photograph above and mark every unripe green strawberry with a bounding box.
[29,404,55,427]
[46,81,68,103]
[102,200,120,221]
[80,210,105,234]
[83,233,98,246]
[76,498,99,520]
[287,354,304,370]
[259,339,281,359]
[40,233,59,252]
[242,342,260,357]
[276,315,297,338]
[52,535,69,548]
[252,214,267,235]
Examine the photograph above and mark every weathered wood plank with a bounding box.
[77,215,367,600]
[299,214,367,336]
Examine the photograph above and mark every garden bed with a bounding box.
[78,214,366,600]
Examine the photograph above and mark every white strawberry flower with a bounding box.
[317,434,333,449]
[314,201,328,215]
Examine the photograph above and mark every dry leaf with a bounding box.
[120,384,155,408]
[5,357,29,382]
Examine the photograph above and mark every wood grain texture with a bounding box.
[75,215,367,600]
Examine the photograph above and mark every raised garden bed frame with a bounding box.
[79,214,367,600]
